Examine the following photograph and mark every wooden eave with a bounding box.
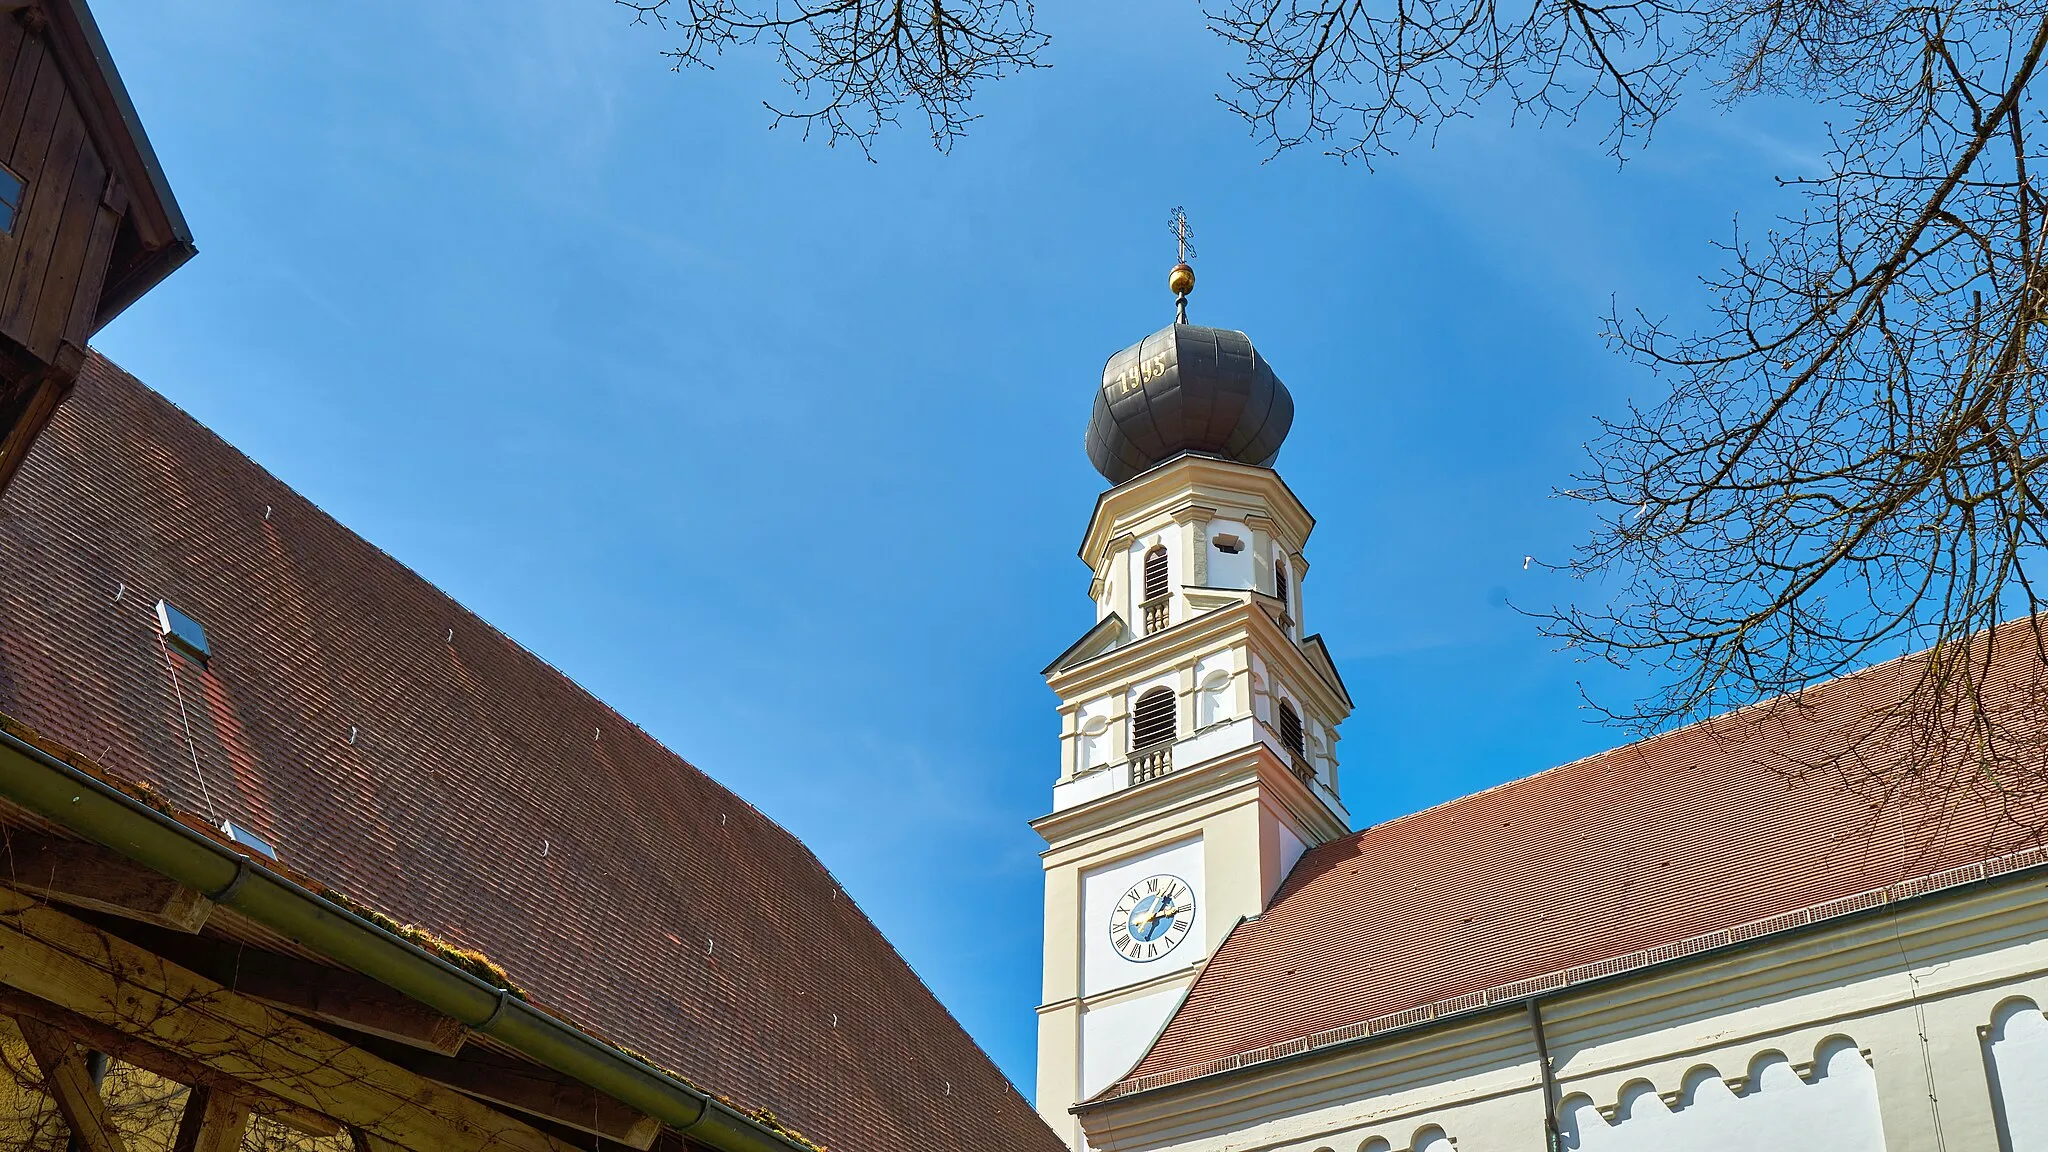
[33,0,195,330]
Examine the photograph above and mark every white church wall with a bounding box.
[1054,764,1125,811]
[1988,997,2048,1152]
[1082,984,1189,1100]
[1178,717,1254,775]
[1561,1040,1884,1152]
[1075,870,2048,1152]
[1075,696,1115,774]
[1206,519,1251,589]
[1354,1126,1451,1152]
[1194,651,1235,729]
[1081,836,1207,997]
[1277,819,1308,888]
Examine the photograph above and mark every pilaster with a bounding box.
[1173,504,1217,588]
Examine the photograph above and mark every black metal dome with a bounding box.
[1086,323,1294,486]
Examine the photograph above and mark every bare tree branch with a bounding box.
[617,0,1047,157]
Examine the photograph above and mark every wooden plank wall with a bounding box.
[0,8,124,370]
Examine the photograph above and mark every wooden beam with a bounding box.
[0,989,341,1137]
[109,923,466,1055]
[352,1130,404,1152]
[0,830,212,932]
[353,1036,661,1150]
[0,888,578,1152]
[171,1086,249,1152]
[13,1014,130,1152]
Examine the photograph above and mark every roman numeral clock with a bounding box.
[1109,874,1195,962]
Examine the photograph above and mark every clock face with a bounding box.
[1108,874,1195,963]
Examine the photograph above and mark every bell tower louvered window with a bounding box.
[1141,544,1171,634]
[1132,687,1176,749]
[1278,699,1305,757]
[1274,560,1289,609]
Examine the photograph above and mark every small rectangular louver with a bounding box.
[156,600,210,663]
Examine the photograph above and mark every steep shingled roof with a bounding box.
[1110,630,2048,1098]
[0,355,1065,1152]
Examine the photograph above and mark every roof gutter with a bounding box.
[0,726,807,1152]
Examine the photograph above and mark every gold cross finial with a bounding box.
[1167,207,1196,323]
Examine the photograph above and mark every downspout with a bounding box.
[0,727,807,1152]
[1526,999,1562,1152]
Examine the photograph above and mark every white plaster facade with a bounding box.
[1037,456,1353,1149]
[1073,867,2048,1152]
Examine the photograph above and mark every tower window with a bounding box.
[1274,560,1289,609]
[1132,687,1176,748]
[1143,545,1169,601]
[1278,699,1305,758]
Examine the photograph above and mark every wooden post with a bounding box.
[14,1015,131,1152]
[170,1086,250,1152]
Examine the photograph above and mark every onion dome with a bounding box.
[1086,322,1294,486]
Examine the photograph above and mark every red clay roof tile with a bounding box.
[1112,630,2048,1097]
[0,354,1064,1152]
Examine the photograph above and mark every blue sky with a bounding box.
[89,0,1824,1099]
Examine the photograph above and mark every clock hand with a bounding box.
[1136,894,1178,934]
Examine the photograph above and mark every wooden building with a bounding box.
[0,0,190,494]
[0,5,1064,1152]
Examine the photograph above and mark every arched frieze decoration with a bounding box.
[1561,1036,1883,1151]
[1351,1123,1453,1152]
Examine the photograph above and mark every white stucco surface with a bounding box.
[1081,836,1206,997]
[1206,518,1251,589]
[1278,819,1308,885]
[1989,998,2048,1152]
[1081,984,1188,1100]
[1563,1042,1884,1152]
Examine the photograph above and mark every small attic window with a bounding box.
[156,600,211,664]
[0,164,21,233]
[1212,534,1243,554]
[219,818,278,860]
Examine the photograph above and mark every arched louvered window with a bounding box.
[1274,559,1289,610]
[1132,687,1176,749]
[1278,699,1305,758]
[1143,545,1170,600]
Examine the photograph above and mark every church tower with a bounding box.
[1034,232,1352,1148]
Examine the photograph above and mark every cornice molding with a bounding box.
[1079,458,1315,572]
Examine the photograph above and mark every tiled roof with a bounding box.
[1111,631,2048,1098]
[0,355,1064,1152]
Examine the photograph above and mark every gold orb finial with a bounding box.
[1168,207,1196,323]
